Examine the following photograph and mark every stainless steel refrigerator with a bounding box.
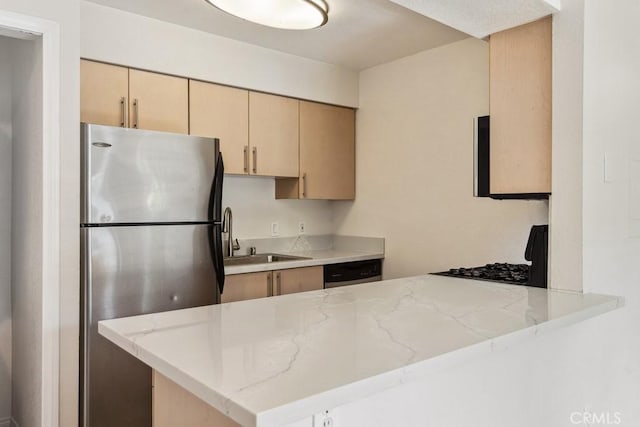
[80,123,225,427]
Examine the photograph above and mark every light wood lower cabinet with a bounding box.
[221,271,272,303]
[222,266,324,303]
[153,371,239,427]
[300,101,355,200]
[275,266,324,296]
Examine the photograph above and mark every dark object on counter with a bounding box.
[433,224,549,288]
[324,259,382,288]
[525,224,549,288]
[433,263,529,285]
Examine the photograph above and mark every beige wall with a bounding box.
[334,38,549,279]
[0,36,12,424]
[10,36,43,427]
[80,1,359,108]
[222,176,333,239]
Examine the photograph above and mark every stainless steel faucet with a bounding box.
[222,207,240,257]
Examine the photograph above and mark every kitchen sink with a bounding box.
[223,253,310,266]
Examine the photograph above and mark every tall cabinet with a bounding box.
[489,17,552,195]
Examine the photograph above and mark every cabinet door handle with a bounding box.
[133,98,139,129]
[243,146,249,173]
[276,272,281,296]
[267,273,273,297]
[302,173,307,198]
[120,97,127,127]
[252,147,257,174]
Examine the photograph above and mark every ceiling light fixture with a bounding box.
[205,0,329,30]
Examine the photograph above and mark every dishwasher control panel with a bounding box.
[324,259,382,288]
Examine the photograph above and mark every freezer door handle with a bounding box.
[210,223,225,296]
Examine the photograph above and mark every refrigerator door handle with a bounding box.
[210,223,225,296]
[208,149,225,295]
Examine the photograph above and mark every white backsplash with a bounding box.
[221,175,335,239]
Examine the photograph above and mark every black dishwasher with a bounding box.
[324,259,383,288]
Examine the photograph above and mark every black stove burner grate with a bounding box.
[433,263,530,285]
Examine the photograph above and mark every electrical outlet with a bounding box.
[271,222,279,236]
[313,410,334,427]
[298,221,306,235]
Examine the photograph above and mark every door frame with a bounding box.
[0,10,61,427]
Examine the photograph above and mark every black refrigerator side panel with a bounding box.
[80,225,217,427]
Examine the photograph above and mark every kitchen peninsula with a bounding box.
[99,276,621,427]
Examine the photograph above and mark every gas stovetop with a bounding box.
[433,263,530,285]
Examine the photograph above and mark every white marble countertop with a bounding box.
[225,248,384,275]
[99,275,622,427]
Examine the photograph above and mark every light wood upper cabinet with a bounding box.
[489,16,552,195]
[81,60,357,194]
[81,61,189,134]
[249,92,299,178]
[275,266,324,296]
[128,69,189,134]
[221,271,271,304]
[298,101,355,200]
[190,81,249,175]
[80,60,129,127]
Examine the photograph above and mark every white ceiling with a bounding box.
[85,0,470,71]
[389,0,560,38]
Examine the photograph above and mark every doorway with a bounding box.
[0,30,46,427]
[0,11,62,427]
